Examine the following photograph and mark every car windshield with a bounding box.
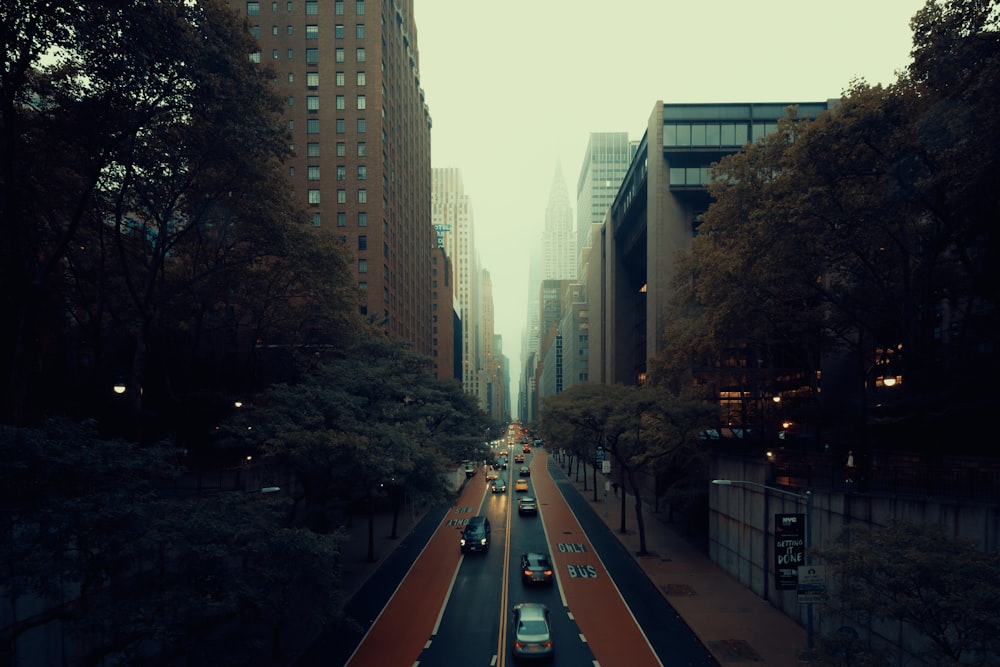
[518,620,548,636]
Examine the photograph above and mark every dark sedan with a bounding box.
[520,551,554,586]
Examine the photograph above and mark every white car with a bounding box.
[511,602,553,659]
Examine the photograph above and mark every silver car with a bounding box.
[511,602,553,659]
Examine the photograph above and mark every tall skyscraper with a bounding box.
[432,168,486,406]
[542,163,576,281]
[244,0,434,354]
[575,133,633,254]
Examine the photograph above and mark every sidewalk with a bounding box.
[331,461,808,666]
[560,465,809,667]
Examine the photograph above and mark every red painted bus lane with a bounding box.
[532,450,663,667]
[345,479,485,666]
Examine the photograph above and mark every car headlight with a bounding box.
[460,538,466,546]
[480,538,487,545]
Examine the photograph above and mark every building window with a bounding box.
[359,281,367,291]
[335,48,345,63]
[247,2,260,16]
[336,71,345,86]
[272,49,279,60]
[357,95,366,110]
[307,166,320,180]
[337,189,346,203]
[336,142,346,156]
[357,71,366,86]
[307,142,320,157]
[357,142,366,156]
[250,25,260,37]
[287,72,294,82]
[358,211,367,226]
[336,95,345,110]
[306,24,318,39]
[335,1,344,15]
[357,118,365,133]
[336,118,345,133]
[271,25,278,35]
[356,1,365,15]
[335,24,345,38]
[307,190,320,204]
[356,48,365,62]
[358,189,367,203]
[306,118,319,134]
[337,212,346,227]
[287,25,292,35]
[356,24,365,38]
[287,96,294,107]
[306,48,318,63]
[311,212,321,227]
[249,51,261,63]
[307,95,319,111]
[358,259,368,273]
[358,235,367,251]
[357,165,366,180]
[287,49,294,59]
[336,165,346,180]
[306,0,318,15]
[271,2,277,10]
[307,71,319,87]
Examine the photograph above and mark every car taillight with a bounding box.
[523,569,532,577]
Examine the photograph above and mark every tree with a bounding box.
[539,384,717,555]
[224,331,489,558]
[0,419,344,666]
[813,521,1000,666]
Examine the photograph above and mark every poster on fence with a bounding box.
[774,513,805,590]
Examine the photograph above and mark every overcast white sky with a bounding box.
[414,0,927,407]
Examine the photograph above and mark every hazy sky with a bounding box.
[415,0,928,406]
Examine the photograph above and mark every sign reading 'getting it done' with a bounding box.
[774,513,805,590]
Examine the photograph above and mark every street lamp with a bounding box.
[712,478,814,650]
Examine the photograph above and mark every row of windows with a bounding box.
[298,71,366,87]
[302,118,367,133]
[662,122,780,148]
[247,1,365,16]
[304,165,367,180]
[251,23,365,40]
[306,188,368,204]
[289,94,367,110]
[250,47,365,63]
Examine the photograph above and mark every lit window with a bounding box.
[356,48,365,62]
[287,72,294,82]
[335,24,344,38]
[335,48,345,63]
[358,189,367,203]
[357,95,366,110]
[336,95,345,110]
[307,71,319,87]
[336,71,345,86]
[272,49,279,59]
[306,25,318,39]
[337,189,346,203]
[336,142,346,156]
[249,52,261,63]
[357,72,366,86]
[307,95,319,111]
[272,25,278,35]
[308,190,320,204]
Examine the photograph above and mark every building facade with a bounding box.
[245,0,435,354]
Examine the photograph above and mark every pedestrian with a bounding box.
[612,481,619,497]
[845,450,856,484]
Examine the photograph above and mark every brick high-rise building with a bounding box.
[243,0,434,353]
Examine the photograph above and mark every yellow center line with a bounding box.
[496,465,513,666]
